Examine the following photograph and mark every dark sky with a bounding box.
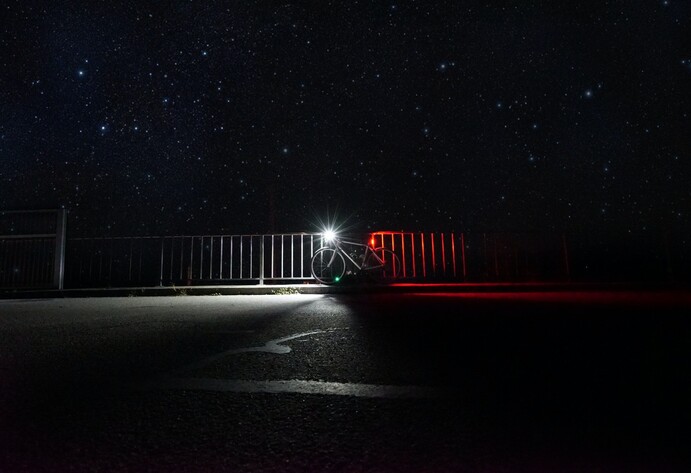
[1,1,689,236]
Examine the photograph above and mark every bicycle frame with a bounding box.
[325,237,384,271]
[311,234,399,284]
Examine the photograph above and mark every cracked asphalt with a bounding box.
[1,291,690,472]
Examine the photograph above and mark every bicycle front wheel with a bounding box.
[363,248,401,283]
[310,248,346,284]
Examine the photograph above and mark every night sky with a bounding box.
[1,1,689,237]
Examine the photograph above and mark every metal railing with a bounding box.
[5,221,684,290]
[66,233,328,287]
[63,231,575,288]
[0,210,66,289]
[370,231,570,282]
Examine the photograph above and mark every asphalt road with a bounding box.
[1,291,690,472]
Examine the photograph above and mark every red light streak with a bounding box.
[450,233,456,278]
[430,233,436,275]
[390,233,395,275]
[441,233,446,275]
[400,233,406,278]
[420,233,426,278]
[410,233,416,278]
[402,290,691,308]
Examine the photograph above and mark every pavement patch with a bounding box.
[175,329,331,373]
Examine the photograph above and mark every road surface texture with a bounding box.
[1,291,690,472]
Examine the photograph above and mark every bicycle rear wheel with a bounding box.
[362,248,400,283]
[310,248,346,284]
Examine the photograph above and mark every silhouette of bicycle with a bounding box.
[310,232,401,284]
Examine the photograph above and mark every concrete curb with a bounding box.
[2,282,689,299]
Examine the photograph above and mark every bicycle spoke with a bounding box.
[310,248,346,284]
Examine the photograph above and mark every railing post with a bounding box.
[461,232,467,280]
[562,233,571,281]
[259,235,265,285]
[53,209,67,290]
[159,237,165,286]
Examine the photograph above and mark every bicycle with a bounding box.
[310,233,401,284]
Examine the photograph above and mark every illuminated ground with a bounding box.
[1,291,690,472]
